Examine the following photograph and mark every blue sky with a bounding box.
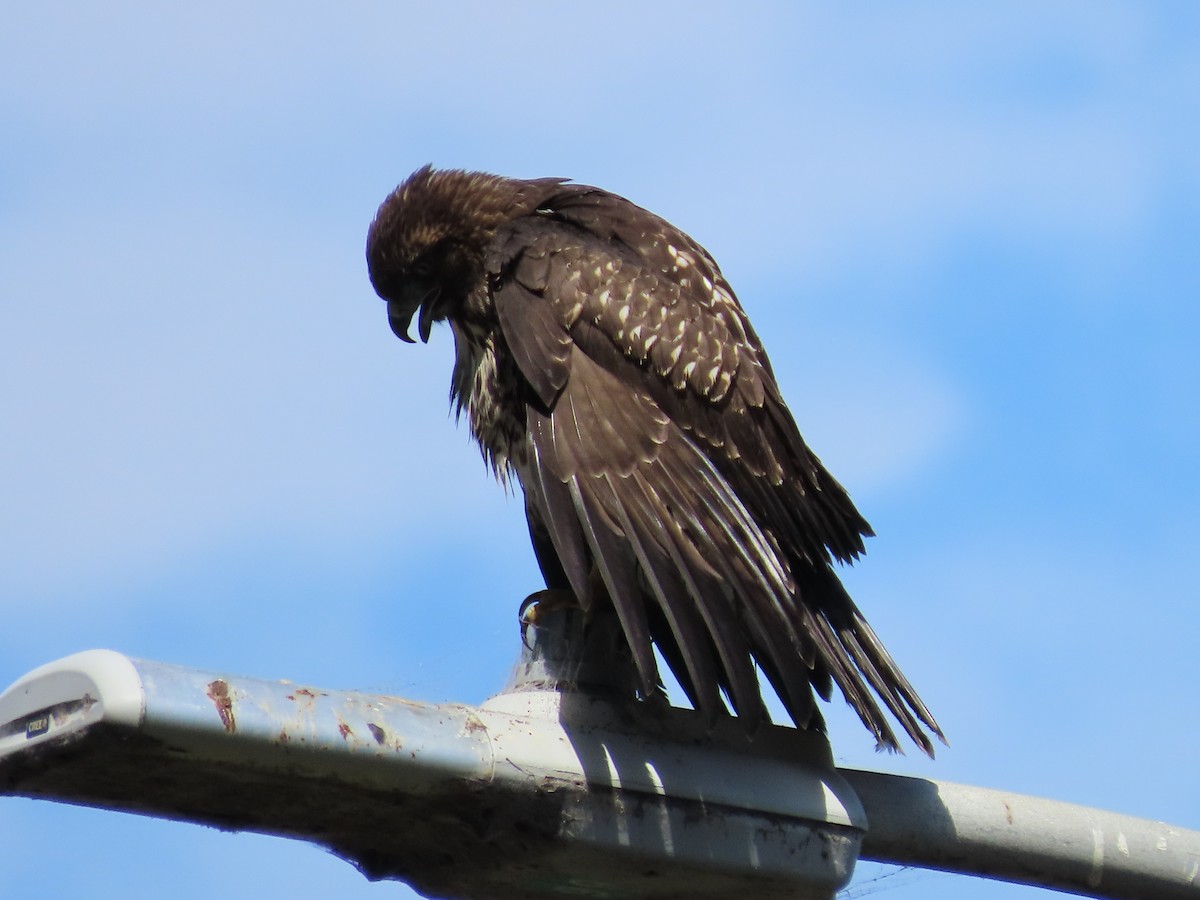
[2,4,1197,898]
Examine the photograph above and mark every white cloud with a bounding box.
[770,339,967,498]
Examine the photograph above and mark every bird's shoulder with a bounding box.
[486,185,775,410]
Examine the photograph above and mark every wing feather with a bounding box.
[600,470,724,723]
[495,281,570,409]
[626,458,768,727]
[562,474,660,696]
[522,444,593,602]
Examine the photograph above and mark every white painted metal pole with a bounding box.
[842,768,1200,899]
[3,607,1198,900]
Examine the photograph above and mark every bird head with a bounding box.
[367,230,479,344]
[366,165,535,343]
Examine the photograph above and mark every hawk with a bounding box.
[367,166,944,755]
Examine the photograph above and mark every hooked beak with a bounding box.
[387,284,442,344]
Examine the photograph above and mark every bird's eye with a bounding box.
[411,260,434,278]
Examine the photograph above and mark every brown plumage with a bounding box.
[366,165,945,755]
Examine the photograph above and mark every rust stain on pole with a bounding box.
[206,680,236,734]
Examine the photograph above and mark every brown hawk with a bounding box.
[366,166,944,755]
